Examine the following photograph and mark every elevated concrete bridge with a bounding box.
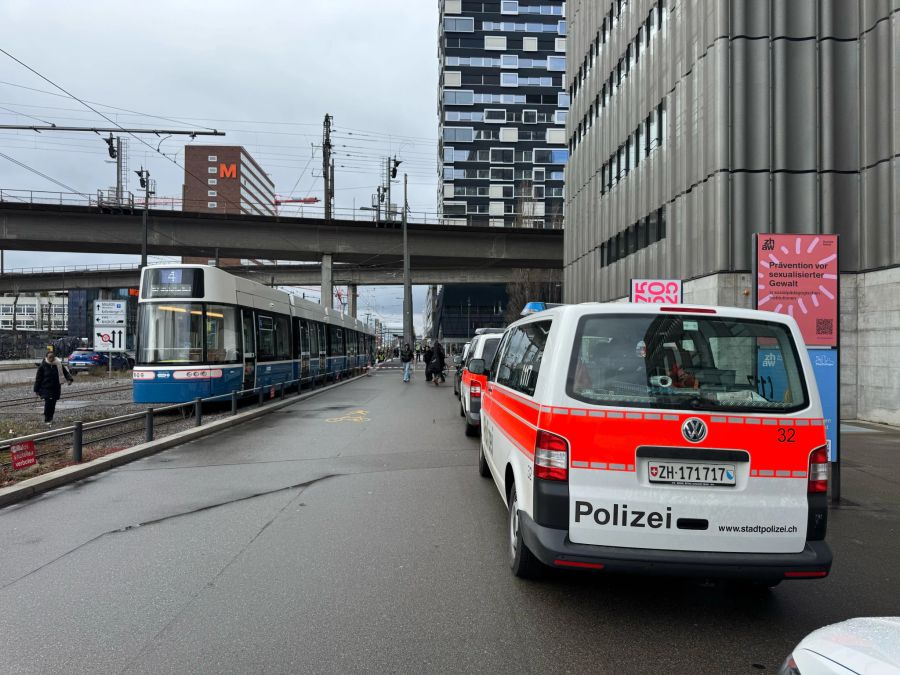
[0,202,562,269]
[0,264,562,293]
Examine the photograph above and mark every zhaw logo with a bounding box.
[682,417,707,443]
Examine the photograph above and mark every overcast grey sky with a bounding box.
[0,0,438,331]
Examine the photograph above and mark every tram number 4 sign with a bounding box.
[10,441,37,470]
[95,325,126,352]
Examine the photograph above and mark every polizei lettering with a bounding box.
[575,501,673,529]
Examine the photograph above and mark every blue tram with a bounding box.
[133,265,375,404]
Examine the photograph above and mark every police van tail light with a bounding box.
[808,445,829,494]
[534,430,568,481]
[470,383,481,399]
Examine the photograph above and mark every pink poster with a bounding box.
[756,234,839,347]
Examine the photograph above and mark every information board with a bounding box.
[755,234,838,347]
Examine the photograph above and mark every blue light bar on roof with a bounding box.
[521,301,546,316]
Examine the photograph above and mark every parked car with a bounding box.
[453,342,471,398]
[66,349,131,372]
[779,617,900,674]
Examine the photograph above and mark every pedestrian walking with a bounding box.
[428,341,446,386]
[423,344,434,382]
[34,346,73,427]
[400,343,414,383]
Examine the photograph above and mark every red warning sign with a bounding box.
[10,441,37,470]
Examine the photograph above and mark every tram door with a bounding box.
[241,309,256,390]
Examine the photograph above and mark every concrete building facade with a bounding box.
[564,0,899,425]
[438,0,570,228]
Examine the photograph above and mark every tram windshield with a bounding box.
[137,303,204,365]
[138,303,243,365]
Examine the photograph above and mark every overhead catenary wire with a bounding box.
[0,150,86,195]
[0,47,248,212]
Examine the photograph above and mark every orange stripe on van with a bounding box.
[537,407,825,475]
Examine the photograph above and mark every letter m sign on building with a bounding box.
[219,163,237,179]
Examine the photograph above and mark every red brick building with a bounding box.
[182,145,276,216]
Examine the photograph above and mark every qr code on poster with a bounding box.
[816,319,833,335]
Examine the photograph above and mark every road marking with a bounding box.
[326,409,370,423]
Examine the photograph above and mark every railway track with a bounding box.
[0,384,133,410]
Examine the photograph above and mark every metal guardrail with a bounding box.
[0,366,369,471]
[0,188,564,229]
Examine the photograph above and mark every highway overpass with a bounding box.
[0,202,563,269]
[0,264,562,293]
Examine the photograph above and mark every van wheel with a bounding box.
[478,444,490,478]
[508,485,543,579]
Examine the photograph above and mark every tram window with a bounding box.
[330,326,345,355]
[257,315,275,361]
[137,303,204,365]
[205,305,240,364]
[308,321,320,354]
[274,315,291,360]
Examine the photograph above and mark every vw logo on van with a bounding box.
[681,418,707,444]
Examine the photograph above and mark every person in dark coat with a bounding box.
[34,347,73,426]
[423,344,434,382]
[428,342,446,386]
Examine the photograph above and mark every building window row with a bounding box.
[459,72,561,87]
[571,0,666,104]
[501,2,564,16]
[446,55,564,70]
[444,90,566,107]
[445,147,539,163]
[445,109,559,124]
[443,166,564,181]
[600,206,667,267]
[445,35,565,52]
[481,20,566,35]
[500,73,557,87]
[444,201,560,217]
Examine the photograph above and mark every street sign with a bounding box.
[630,279,683,304]
[94,300,126,325]
[94,325,126,352]
[10,441,37,470]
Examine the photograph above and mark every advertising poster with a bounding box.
[630,279,683,304]
[756,234,838,347]
[810,350,840,462]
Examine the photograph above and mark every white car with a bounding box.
[780,617,900,674]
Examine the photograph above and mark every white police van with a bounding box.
[472,302,831,584]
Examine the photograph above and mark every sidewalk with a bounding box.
[836,420,900,511]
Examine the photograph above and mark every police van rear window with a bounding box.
[566,313,809,413]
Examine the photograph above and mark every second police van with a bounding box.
[471,303,832,584]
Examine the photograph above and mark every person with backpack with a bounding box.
[423,343,434,382]
[34,346,73,427]
[428,341,446,386]
[400,343,414,383]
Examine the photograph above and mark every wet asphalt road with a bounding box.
[0,363,897,674]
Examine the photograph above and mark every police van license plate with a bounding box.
[648,461,736,487]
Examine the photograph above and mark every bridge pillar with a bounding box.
[321,254,333,309]
[348,284,358,318]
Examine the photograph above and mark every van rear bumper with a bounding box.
[520,513,832,580]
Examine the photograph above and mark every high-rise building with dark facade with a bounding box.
[439,0,569,228]
[564,0,899,425]
[183,145,276,217]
